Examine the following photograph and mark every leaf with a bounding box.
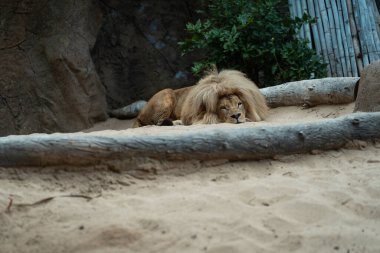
[271,64,278,74]
[178,0,326,86]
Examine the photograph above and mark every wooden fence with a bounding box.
[288,0,380,77]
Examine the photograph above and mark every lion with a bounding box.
[133,69,269,127]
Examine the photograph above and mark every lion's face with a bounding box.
[217,94,246,124]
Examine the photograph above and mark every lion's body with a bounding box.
[134,70,269,127]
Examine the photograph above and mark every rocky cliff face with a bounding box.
[92,0,199,109]
[0,0,199,136]
[0,0,107,136]
[354,60,380,112]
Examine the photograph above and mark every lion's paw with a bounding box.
[172,120,183,126]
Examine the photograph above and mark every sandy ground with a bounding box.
[1,103,380,253]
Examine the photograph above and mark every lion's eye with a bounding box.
[220,106,227,110]
[238,102,243,107]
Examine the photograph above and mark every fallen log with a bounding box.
[260,77,359,108]
[109,78,360,119]
[109,100,147,119]
[0,112,379,167]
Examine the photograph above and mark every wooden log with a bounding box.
[110,78,360,120]
[0,112,379,167]
[112,77,361,120]
[260,77,359,108]
[109,100,147,119]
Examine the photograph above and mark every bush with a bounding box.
[179,0,327,86]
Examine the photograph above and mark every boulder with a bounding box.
[354,60,380,112]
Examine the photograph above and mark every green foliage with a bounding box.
[179,0,327,86]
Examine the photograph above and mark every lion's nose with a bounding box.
[231,113,241,120]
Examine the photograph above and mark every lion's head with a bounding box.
[180,69,269,125]
[217,94,246,124]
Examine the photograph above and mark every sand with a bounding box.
[1,103,380,253]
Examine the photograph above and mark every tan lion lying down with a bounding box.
[134,69,269,127]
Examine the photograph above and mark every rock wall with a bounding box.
[354,60,380,112]
[0,0,199,136]
[0,0,107,136]
[91,0,199,109]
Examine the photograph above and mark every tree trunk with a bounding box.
[0,112,379,167]
[261,77,359,108]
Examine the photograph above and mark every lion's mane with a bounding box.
[180,69,269,125]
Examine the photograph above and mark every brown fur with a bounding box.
[134,69,269,127]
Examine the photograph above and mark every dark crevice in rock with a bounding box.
[91,0,202,110]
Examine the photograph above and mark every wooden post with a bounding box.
[320,0,337,76]
[306,0,322,55]
[340,0,359,76]
[337,0,353,76]
[364,0,380,61]
[301,0,313,48]
[358,0,378,63]
[369,0,380,39]
[347,0,364,73]
[314,0,332,76]
[288,0,297,19]
[331,0,348,76]
[326,0,344,76]
[289,0,380,77]
[295,0,306,39]
[353,0,370,66]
